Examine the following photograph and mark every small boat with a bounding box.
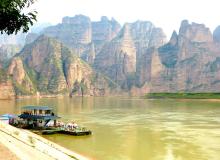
[15,105,92,136]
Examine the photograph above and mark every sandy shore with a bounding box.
[0,142,18,160]
[0,130,54,160]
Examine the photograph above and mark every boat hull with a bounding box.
[42,129,92,136]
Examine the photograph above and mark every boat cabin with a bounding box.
[19,106,60,129]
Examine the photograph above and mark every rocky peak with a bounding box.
[101,16,109,22]
[213,26,220,43]
[129,21,166,48]
[62,15,91,25]
[92,16,121,44]
[43,15,92,47]
[149,28,167,47]
[169,31,178,45]
[130,21,154,40]
[179,20,213,43]
[121,23,131,39]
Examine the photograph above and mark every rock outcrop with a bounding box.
[94,21,167,89]
[137,21,220,93]
[94,24,137,89]
[213,26,220,43]
[0,69,15,99]
[43,15,92,47]
[7,35,117,97]
[92,16,121,52]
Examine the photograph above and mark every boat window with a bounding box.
[45,110,51,115]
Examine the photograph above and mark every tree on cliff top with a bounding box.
[0,0,37,35]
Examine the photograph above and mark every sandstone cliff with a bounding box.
[94,21,167,89]
[0,69,15,99]
[6,35,117,97]
[24,15,121,65]
[139,21,220,93]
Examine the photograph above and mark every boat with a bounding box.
[42,128,92,136]
[16,105,92,136]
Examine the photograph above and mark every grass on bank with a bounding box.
[145,93,220,99]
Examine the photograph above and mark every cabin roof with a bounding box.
[21,106,53,111]
[19,114,60,120]
[0,114,18,118]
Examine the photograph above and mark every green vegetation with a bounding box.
[0,0,37,34]
[145,93,220,99]
[13,80,32,95]
[0,69,8,82]
[158,43,178,68]
[23,63,38,90]
[210,57,220,72]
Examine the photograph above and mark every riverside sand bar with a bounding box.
[0,121,90,160]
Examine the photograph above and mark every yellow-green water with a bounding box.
[0,97,220,160]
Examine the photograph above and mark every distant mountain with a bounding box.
[137,20,220,93]
[0,44,22,65]
[25,15,121,64]
[1,15,220,99]
[0,23,52,66]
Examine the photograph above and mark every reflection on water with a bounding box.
[0,97,220,160]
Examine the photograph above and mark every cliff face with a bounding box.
[92,16,121,42]
[137,21,220,93]
[0,69,15,99]
[213,26,220,43]
[6,35,117,97]
[92,16,121,53]
[94,21,167,89]
[25,15,121,65]
[2,16,220,98]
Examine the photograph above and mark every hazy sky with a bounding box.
[30,0,220,38]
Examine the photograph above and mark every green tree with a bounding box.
[0,0,37,35]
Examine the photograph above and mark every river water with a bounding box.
[0,97,220,160]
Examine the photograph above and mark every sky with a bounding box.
[29,0,220,38]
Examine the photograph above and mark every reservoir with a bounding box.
[0,97,220,160]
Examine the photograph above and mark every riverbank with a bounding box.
[145,93,220,99]
[0,121,90,160]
